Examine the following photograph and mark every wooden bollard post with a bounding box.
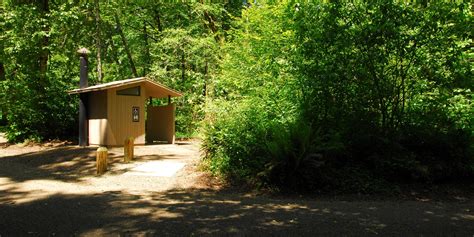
[96,147,108,175]
[124,136,134,163]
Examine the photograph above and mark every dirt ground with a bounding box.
[0,133,7,144]
[0,137,473,236]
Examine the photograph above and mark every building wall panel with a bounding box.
[146,104,175,144]
[87,91,108,145]
[106,84,146,146]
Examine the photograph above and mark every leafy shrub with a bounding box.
[203,1,473,194]
[202,98,281,182]
[4,77,77,142]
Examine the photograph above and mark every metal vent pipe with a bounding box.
[77,48,90,147]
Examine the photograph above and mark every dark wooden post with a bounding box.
[77,48,90,147]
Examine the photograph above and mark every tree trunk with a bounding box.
[0,6,4,82]
[199,1,222,44]
[143,21,150,76]
[0,27,5,82]
[95,0,103,82]
[0,61,5,124]
[114,13,138,78]
[203,60,208,96]
[0,21,4,122]
[181,53,185,82]
[106,25,122,67]
[204,11,221,44]
[38,0,49,86]
[153,9,163,32]
[0,63,4,81]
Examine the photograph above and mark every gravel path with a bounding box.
[0,141,473,236]
[0,141,209,201]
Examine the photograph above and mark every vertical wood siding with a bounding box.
[106,83,146,146]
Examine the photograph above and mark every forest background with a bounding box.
[1,1,472,193]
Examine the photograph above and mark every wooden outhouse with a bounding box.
[69,77,182,146]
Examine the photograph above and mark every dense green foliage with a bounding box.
[202,2,299,183]
[1,1,472,193]
[1,1,232,141]
[202,1,473,192]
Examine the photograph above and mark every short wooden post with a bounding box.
[124,136,134,163]
[96,147,108,175]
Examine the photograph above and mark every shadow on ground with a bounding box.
[0,188,473,236]
[0,145,181,183]
[1,144,473,236]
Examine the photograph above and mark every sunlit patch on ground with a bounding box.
[123,161,185,177]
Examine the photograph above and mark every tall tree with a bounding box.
[143,20,150,76]
[0,4,6,124]
[38,0,49,89]
[95,0,103,82]
[0,4,5,82]
[114,12,138,77]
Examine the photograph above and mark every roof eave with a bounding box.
[67,77,183,97]
[143,79,183,97]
